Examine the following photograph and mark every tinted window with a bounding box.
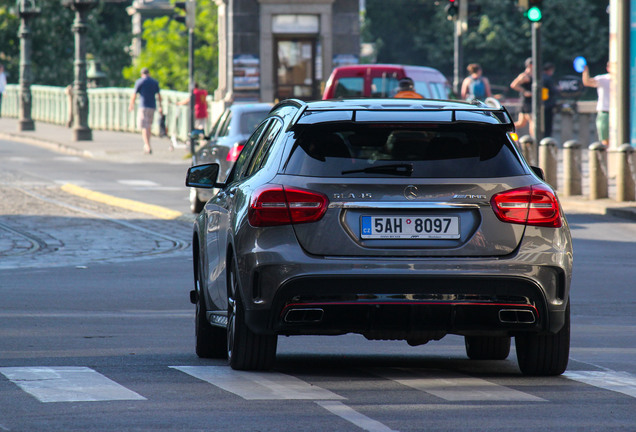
[246,120,283,176]
[334,77,364,98]
[217,112,232,137]
[284,124,524,178]
[226,120,270,183]
[208,110,228,138]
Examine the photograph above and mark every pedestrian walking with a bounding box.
[460,63,491,101]
[510,58,534,137]
[542,63,558,138]
[0,64,7,118]
[582,62,610,147]
[177,82,209,130]
[394,77,424,99]
[128,67,163,154]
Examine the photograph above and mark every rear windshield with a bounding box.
[239,110,271,135]
[284,124,525,178]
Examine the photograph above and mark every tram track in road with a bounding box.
[0,179,191,269]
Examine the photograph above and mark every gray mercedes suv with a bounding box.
[186,98,573,375]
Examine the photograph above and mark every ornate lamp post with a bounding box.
[62,0,98,141]
[17,0,40,132]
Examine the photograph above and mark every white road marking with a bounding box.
[118,180,160,187]
[171,366,343,400]
[564,371,636,399]
[53,156,82,162]
[316,401,399,432]
[0,367,146,403]
[373,368,545,402]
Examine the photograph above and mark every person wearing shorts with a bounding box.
[129,67,163,154]
[582,62,610,146]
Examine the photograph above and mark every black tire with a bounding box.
[465,336,511,360]
[227,261,277,370]
[515,301,570,376]
[190,188,205,214]
[195,259,227,358]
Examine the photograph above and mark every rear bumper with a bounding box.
[244,270,568,338]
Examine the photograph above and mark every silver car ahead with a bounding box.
[189,102,272,213]
[186,98,573,375]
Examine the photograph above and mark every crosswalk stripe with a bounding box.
[170,366,344,401]
[372,368,545,402]
[0,367,146,403]
[564,371,636,399]
[316,401,398,432]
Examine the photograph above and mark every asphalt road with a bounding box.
[1,138,636,431]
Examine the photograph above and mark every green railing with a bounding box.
[1,84,194,141]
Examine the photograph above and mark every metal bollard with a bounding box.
[518,135,535,166]
[539,137,558,189]
[616,144,636,202]
[562,140,582,196]
[588,142,608,200]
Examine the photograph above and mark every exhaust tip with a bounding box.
[284,308,324,323]
[499,309,536,324]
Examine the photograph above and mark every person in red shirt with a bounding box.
[178,83,209,130]
[394,77,424,99]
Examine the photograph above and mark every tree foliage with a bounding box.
[122,2,218,93]
[364,0,609,95]
[0,0,132,87]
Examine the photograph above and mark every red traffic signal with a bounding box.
[445,0,459,19]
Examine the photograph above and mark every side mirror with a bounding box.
[530,166,545,180]
[186,163,221,188]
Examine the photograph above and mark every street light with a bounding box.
[17,0,40,132]
[62,0,98,141]
[174,0,196,156]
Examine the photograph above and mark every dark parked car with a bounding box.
[189,102,272,213]
[185,98,573,375]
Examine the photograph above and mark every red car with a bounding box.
[322,64,451,100]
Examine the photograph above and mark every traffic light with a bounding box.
[445,0,459,20]
[522,0,542,22]
[174,0,195,29]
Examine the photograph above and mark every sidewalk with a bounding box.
[1,116,635,221]
[0,117,190,165]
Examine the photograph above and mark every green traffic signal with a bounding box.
[527,6,542,22]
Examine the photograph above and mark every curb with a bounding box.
[0,132,93,158]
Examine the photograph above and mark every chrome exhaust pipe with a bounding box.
[284,308,324,323]
[499,309,536,324]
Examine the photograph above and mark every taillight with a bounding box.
[248,185,329,227]
[226,144,244,162]
[491,185,561,228]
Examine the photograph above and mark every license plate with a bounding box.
[361,215,460,239]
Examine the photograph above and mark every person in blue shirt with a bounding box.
[128,67,163,154]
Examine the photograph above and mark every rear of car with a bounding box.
[188,99,573,375]
[322,64,451,100]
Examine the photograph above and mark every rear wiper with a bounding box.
[342,163,413,176]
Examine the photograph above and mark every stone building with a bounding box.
[127,0,361,103]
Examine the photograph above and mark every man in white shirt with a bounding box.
[0,64,7,118]
[582,62,610,147]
